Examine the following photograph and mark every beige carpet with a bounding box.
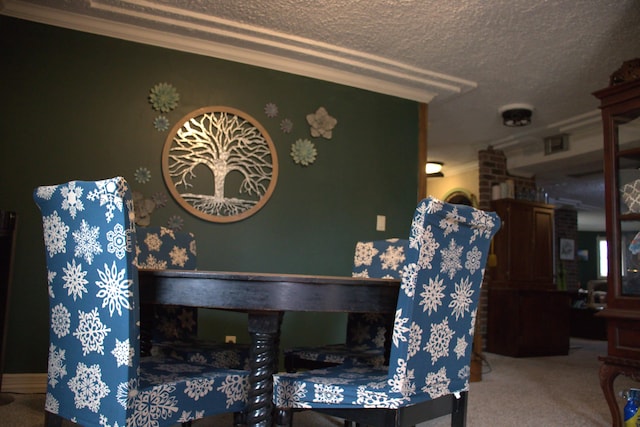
[0,338,634,426]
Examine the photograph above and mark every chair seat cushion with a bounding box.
[135,356,248,424]
[151,340,251,370]
[274,364,422,410]
[284,344,385,367]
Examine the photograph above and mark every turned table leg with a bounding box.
[246,311,282,427]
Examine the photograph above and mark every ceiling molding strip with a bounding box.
[1,0,476,103]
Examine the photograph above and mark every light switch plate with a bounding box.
[376,215,386,231]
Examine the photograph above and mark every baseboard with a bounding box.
[1,373,47,393]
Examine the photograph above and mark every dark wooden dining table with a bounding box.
[138,269,400,427]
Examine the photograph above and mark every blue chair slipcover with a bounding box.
[136,226,250,370]
[34,177,249,427]
[273,197,501,427]
[284,238,408,370]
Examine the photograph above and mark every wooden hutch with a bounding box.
[593,59,640,426]
[486,198,570,357]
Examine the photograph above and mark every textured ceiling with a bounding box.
[3,0,640,225]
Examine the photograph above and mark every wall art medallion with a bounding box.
[162,106,278,223]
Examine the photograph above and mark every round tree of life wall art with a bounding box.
[162,106,278,223]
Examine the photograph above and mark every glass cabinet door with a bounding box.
[616,110,640,297]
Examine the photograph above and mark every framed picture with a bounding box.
[560,238,575,260]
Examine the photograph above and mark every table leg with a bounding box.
[599,361,622,427]
[246,312,282,427]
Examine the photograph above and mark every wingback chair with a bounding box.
[284,238,408,371]
[34,177,249,427]
[273,197,501,427]
[136,226,250,369]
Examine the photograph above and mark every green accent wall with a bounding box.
[0,16,419,373]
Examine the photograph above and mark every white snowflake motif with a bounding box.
[62,258,88,301]
[47,270,56,298]
[138,254,167,270]
[439,206,462,236]
[216,374,249,408]
[458,365,471,380]
[144,233,162,251]
[96,261,133,317]
[313,383,344,404]
[470,210,496,243]
[42,211,69,258]
[107,223,128,260]
[178,410,205,423]
[407,322,422,359]
[48,344,67,387]
[86,178,125,223]
[426,198,444,214]
[112,338,133,367]
[469,308,477,336]
[454,336,468,359]
[355,385,405,408]
[36,185,57,200]
[117,379,135,408]
[73,307,112,355]
[392,308,410,347]
[185,377,215,401]
[400,263,418,297]
[419,274,445,314]
[51,303,71,338]
[169,245,188,267]
[379,245,406,271]
[44,392,59,413]
[449,276,474,320]
[354,241,378,267]
[128,383,179,426]
[67,362,110,413]
[409,203,427,251]
[60,181,85,219]
[73,219,102,265]
[440,238,463,279]
[464,246,482,274]
[422,366,450,399]
[424,317,454,364]
[418,225,439,269]
[274,379,310,408]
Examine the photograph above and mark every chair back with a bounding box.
[34,177,138,426]
[387,197,500,399]
[352,238,408,279]
[136,226,198,341]
[136,226,197,270]
[349,238,408,348]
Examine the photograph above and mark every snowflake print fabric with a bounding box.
[34,177,249,426]
[272,196,501,414]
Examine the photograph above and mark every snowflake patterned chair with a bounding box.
[273,197,501,427]
[284,238,408,372]
[34,177,249,427]
[136,226,250,370]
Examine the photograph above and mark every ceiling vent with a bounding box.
[544,134,569,155]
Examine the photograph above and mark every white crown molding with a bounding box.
[1,0,478,103]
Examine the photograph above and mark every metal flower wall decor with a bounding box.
[162,106,278,223]
[307,106,337,139]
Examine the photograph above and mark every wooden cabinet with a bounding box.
[593,60,640,426]
[486,199,570,357]
[490,199,555,288]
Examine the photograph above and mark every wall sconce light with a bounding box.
[426,161,444,177]
[499,103,534,127]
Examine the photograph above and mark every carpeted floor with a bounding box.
[0,338,635,426]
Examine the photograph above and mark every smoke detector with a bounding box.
[499,103,534,127]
